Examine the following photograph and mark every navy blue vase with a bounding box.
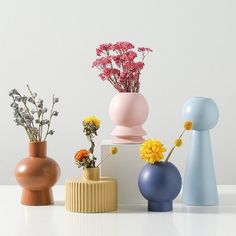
[138,161,182,212]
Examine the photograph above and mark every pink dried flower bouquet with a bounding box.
[92,42,152,93]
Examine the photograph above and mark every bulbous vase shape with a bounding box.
[15,141,61,205]
[109,92,149,143]
[138,162,182,212]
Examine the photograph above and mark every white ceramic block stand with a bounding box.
[101,140,145,204]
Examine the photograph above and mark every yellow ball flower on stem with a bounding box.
[140,139,166,164]
[97,146,118,167]
[184,121,193,130]
[110,146,118,155]
[83,115,101,128]
[174,138,183,147]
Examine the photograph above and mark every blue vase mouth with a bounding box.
[148,200,173,212]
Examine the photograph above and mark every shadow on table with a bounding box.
[116,192,236,214]
[54,200,65,206]
[174,205,236,214]
[174,192,236,215]
[115,204,147,214]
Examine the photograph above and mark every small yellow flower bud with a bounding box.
[184,121,193,130]
[174,138,183,147]
[110,146,118,155]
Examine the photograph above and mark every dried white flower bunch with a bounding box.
[9,85,59,142]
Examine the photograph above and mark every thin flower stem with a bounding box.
[40,112,44,140]
[179,129,185,138]
[44,94,55,141]
[165,129,186,162]
[18,94,37,141]
[27,85,41,141]
[11,96,33,141]
[109,62,123,92]
[97,153,111,167]
[87,134,96,167]
[165,146,176,162]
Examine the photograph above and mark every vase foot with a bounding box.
[111,125,147,144]
[148,201,173,212]
[112,136,145,144]
[21,188,54,206]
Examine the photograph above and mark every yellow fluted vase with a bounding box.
[65,167,117,213]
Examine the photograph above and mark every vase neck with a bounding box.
[83,167,100,181]
[29,141,47,158]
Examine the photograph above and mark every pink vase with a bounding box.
[109,92,149,143]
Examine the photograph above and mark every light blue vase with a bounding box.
[182,97,219,206]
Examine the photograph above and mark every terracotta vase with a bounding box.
[109,92,149,143]
[15,141,61,206]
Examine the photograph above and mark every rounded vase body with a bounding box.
[138,162,182,212]
[109,92,149,143]
[15,141,61,205]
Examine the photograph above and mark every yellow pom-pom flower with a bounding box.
[110,146,118,155]
[140,139,166,164]
[174,138,183,147]
[184,121,193,130]
[83,115,101,128]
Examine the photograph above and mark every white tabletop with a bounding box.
[0,185,235,236]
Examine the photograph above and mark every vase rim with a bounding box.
[189,96,212,100]
[29,141,47,158]
[115,92,144,97]
[148,161,174,166]
[116,92,141,94]
[83,167,100,181]
[29,141,47,144]
[84,167,100,169]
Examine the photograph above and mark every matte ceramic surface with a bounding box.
[83,167,100,181]
[182,97,219,206]
[65,167,117,213]
[138,162,182,212]
[109,93,149,143]
[15,141,61,206]
[101,140,145,204]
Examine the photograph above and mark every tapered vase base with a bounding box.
[148,201,173,212]
[182,198,219,206]
[21,189,54,206]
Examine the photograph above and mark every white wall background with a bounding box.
[0,0,235,184]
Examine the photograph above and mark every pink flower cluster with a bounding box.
[92,42,152,92]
